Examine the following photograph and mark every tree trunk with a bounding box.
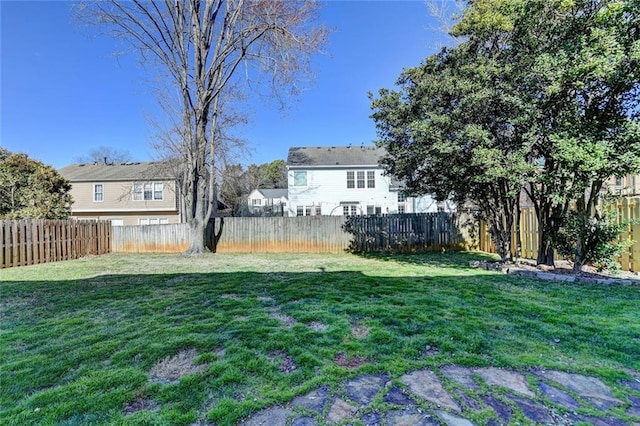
[186,217,209,255]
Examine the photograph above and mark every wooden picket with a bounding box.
[0,219,111,269]
[478,196,640,272]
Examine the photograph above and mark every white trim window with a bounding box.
[367,171,375,188]
[347,171,355,188]
[133,182,163,201]
[293,171,307,187]
[139,218,169,225]
[347,170,375,189]
[93,184,104,202]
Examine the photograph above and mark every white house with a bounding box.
[286,146,451,216]
[247,188,288,215]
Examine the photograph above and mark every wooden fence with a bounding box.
[478,196,640,272]
[344,213,468,253]
[0,219,111,269]
[111,213,470,254]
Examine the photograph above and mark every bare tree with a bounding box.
[425,0,466,45]
[74,146,133,164]
[79,0,327,254]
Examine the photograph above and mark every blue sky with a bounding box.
[1,1,451,169]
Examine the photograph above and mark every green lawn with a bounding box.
[1,252,638,425]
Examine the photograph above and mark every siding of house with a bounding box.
[287,167,440,216]
[68,180,180,225]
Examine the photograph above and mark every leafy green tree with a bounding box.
[371,30,532,262]
[262,160,287,189]
[0,149,72,219]
[485,0,640,267]
[373,0,640,266]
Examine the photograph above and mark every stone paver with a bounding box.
[291,386,329,413]
[537,370,623,410]
[440,365,480,390]
[387,409,439,426]
[400,369,461,412]
[241,407,291,426]
[239,366,638,425]
[567,413,629,426]
[506,395,554,424]
[361,411,382,425]
[454,389,482,410]
[291,417,317,426]
[628,395,640,417]
[475,367,535,397]
[345,374,387,405]
[482,395,512,424]
[623,379,640,392]
[437,410,475,426]
[538,381,580,409]
[384,386,415,406]
[326,398,357,423]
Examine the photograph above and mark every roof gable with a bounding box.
[287,146,385,167]
[258,188,288,199]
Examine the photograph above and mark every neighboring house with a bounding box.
[606,173,640,196]
[247,188,288,215]
[59,162,181,226]
[286,146,451,217]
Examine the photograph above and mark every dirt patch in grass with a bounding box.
[124,398,159,415]
[421,344,440,357]
[268,312,297,328]
[269,351,297,373]
[220,294,242,300]
[148,348,206,384]
[350,324,370,339]
[257,296,275,303]
[334,353,368,368]
[308,321,329,332]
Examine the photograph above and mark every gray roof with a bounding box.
[59,162,174,181]
[258,188,288,199]
[287,146,385,167]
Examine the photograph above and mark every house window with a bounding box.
[144,183,153,200]
[296,206,304,216]
[133,183,143,200]
[347,171,355,188]
[615,177,623,187]
[305,206,312,216]
[154,183,163,200]
[252,199,261,206]
[138,218,168,225]
[293,171,307,187]
[367,171,375,188]
[93,184,104,202]
[342,205,359,216]
[357,171,365,188]
[398,205,405,213]
[397,192,406,203]
[134,182,163,201]
[367,205,374,215]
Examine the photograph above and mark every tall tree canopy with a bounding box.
[81,0,327,254]
[219,160,287,216]
[0,148,72,219]
[371,0,640,265]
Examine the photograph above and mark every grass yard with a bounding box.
[1,252,639,425]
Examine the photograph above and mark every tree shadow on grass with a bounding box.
[1,267,638,424]
[353,250,499,269]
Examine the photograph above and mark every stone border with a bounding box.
[469,260,640,285]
